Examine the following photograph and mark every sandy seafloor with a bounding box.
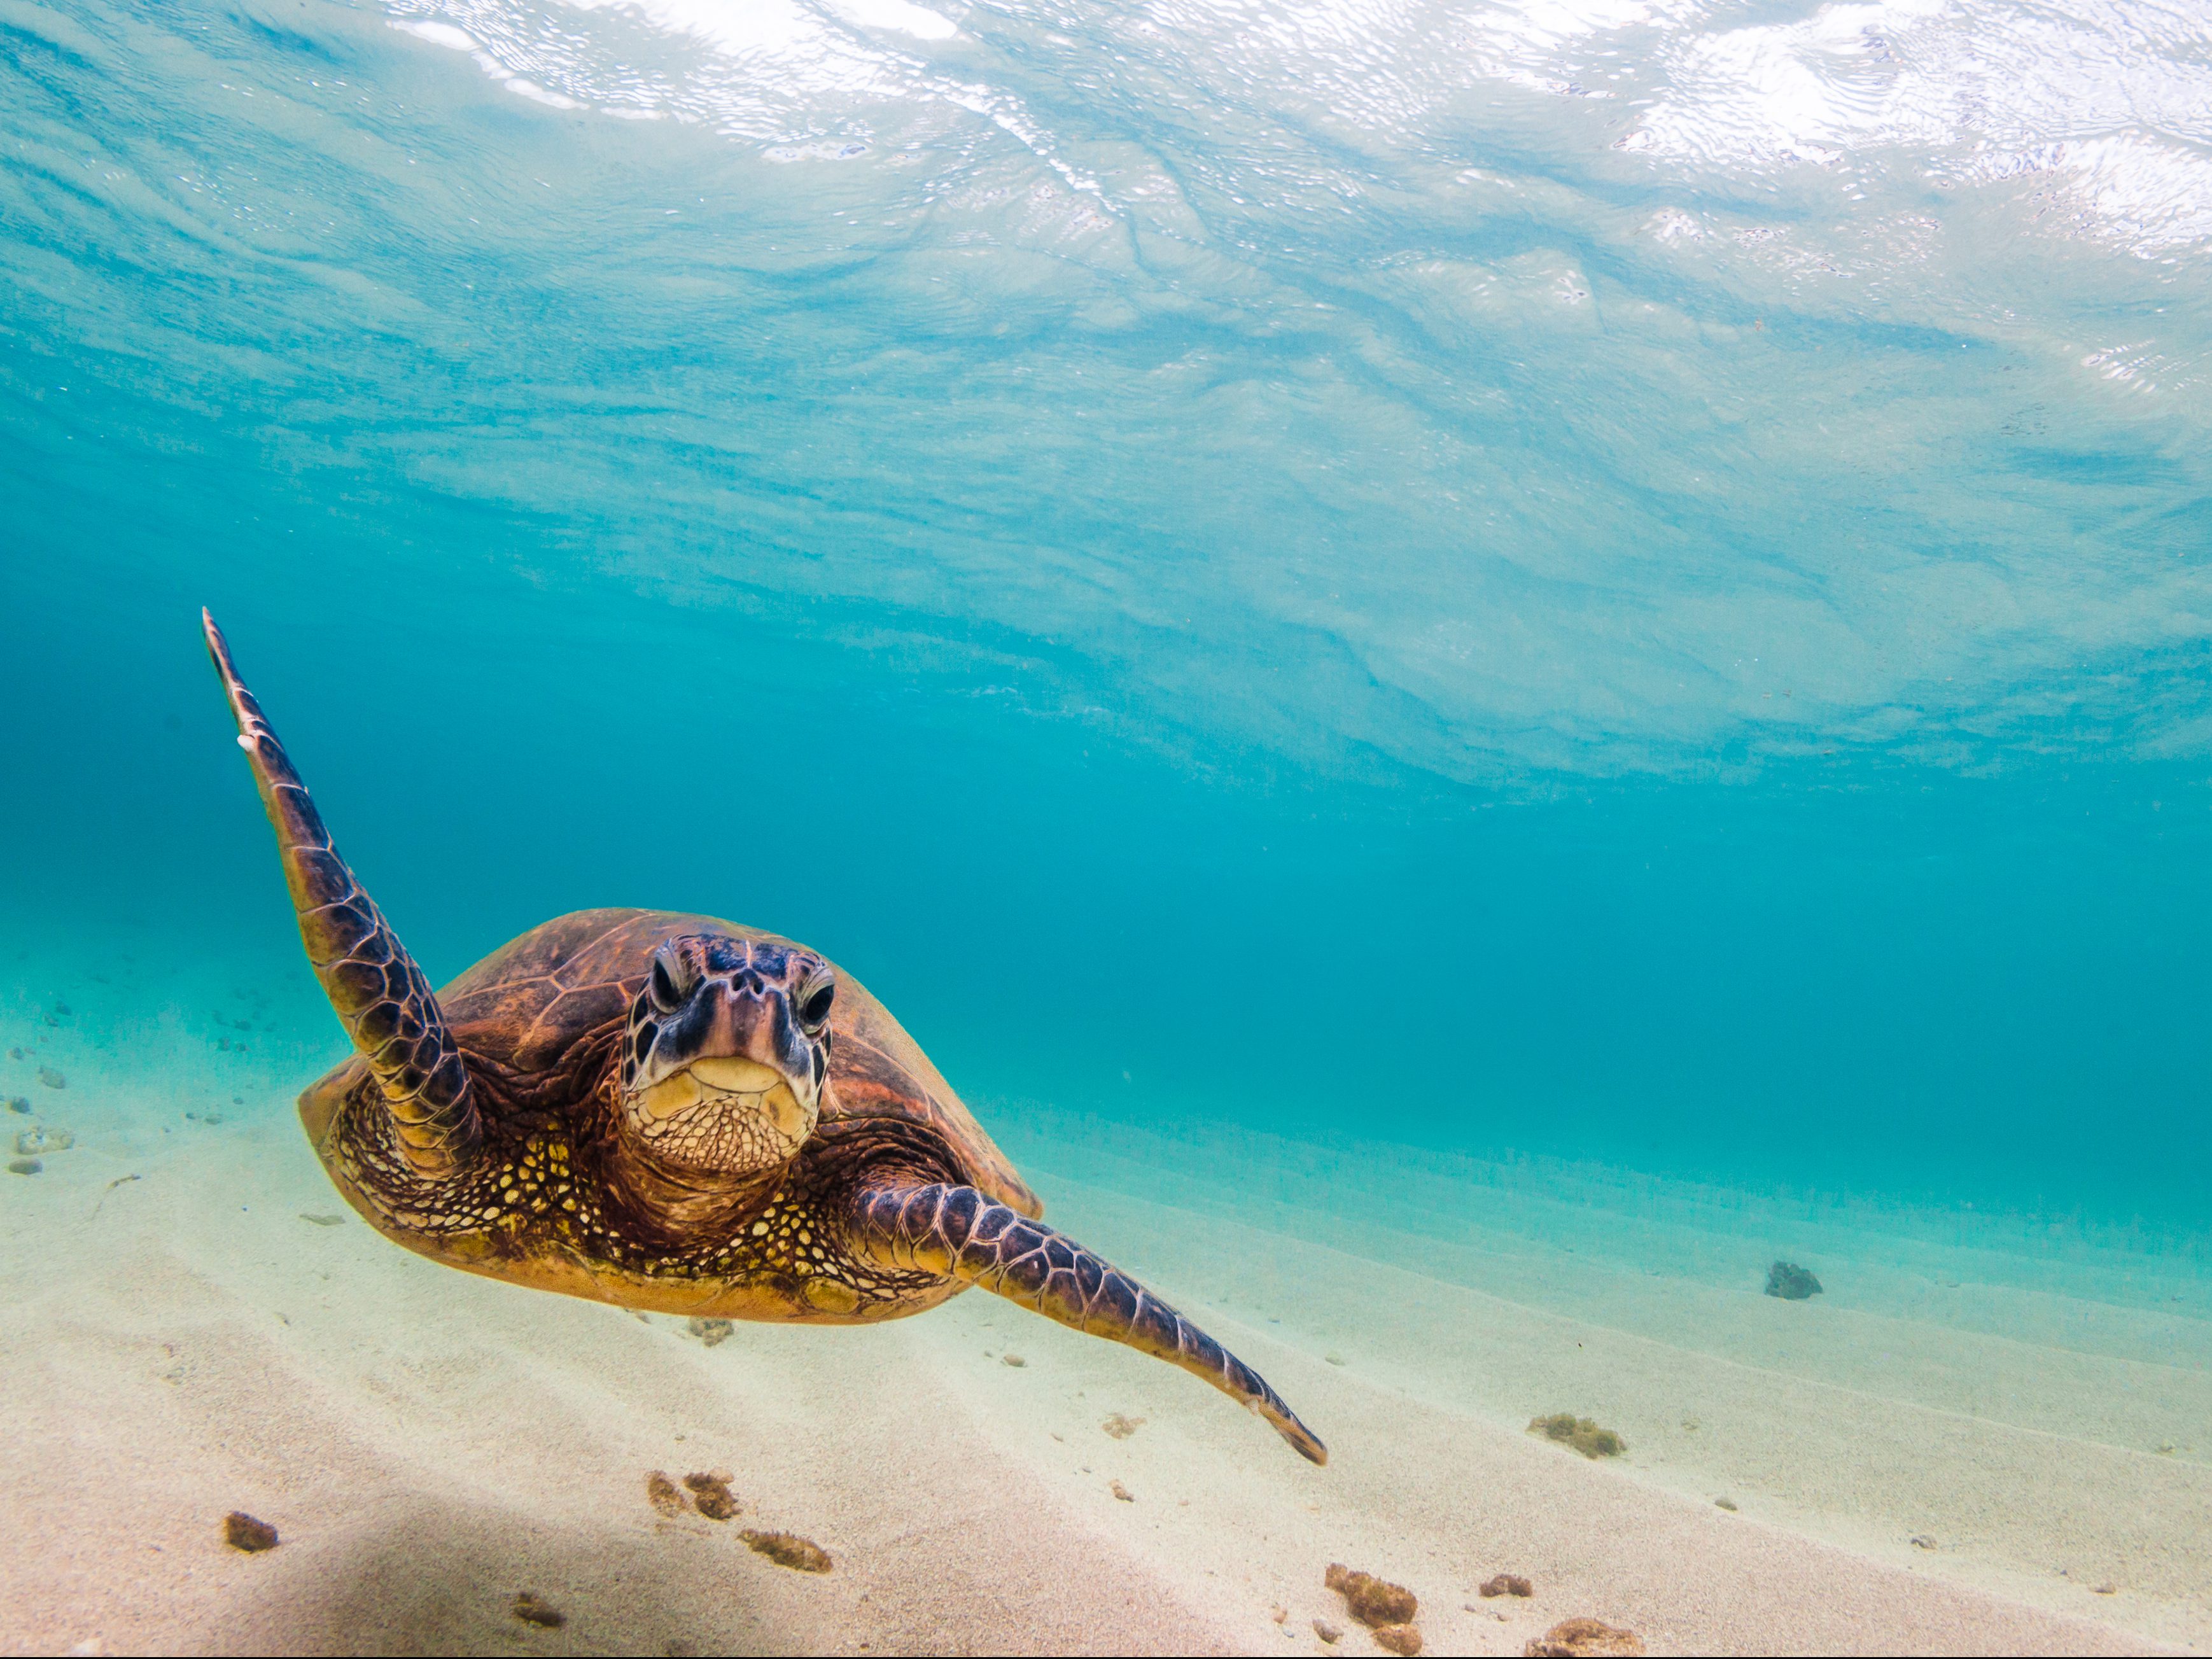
[3,932,2208,1657]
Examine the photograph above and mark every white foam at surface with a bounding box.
[25,0,2208,783]
[826,0,958,41]
[500,76,584,108]
[390,17,479,51]
[382,0,2212,262]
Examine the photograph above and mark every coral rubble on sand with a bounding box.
[1326,1563,1422,1651]
[223,1511,278,1552]
[741,1530,832,1572]
[1523,1617,1644,1656]
[1765,1261,1823,1300]
[683,1471,739,1520]
[512,1593,565,1628]
[1528,1414,1627,1459]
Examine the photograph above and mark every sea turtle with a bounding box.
[202,612,1323,1464]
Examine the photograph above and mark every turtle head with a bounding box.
[618,934,834,1180]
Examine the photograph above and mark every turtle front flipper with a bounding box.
[201,611,482,1180]
[849,1181,1326,1464]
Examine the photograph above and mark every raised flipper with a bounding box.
[850,1181,1326,1464]
[202,610,480,1180]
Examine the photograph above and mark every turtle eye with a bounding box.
[796,971,835,1034]
[647,946,690,1015]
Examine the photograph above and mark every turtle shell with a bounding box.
[303,907,1037,1217]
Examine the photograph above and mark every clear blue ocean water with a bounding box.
[4,1,2211,1636]
[10,0,2210,1223]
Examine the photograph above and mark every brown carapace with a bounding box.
[202,611,1324,1465]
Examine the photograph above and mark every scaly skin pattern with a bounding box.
[316,1030,970,1322]
[857,1182,1329,1463]
[319,1063,1326,1459]
[208,615,1327,1464]
[202,612,477,1178]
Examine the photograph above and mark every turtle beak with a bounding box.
[698,983,822,1112]
[634,1052,815,1130]
[625,1046,821,1178]
[686,1057,813,1144]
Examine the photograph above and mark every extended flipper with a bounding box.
[202,610,480,1180]
[850,1181,1326,1464]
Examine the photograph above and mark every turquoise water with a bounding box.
[8,0,2211,1226]
[4,0,2212,1634]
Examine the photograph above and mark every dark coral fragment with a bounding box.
[512,1592,566,1628]
[223,1511,278,1552]
[1481,1573,1534,1598]
[740,1529,831,1572]
[683,1471,738,1520]
[1765,1261,1823,1300]
[1523,1618,1644,1657]
[1326,1562,1418,1627]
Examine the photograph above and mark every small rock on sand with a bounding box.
[1326,1564,1417,1627]
[298,1212,346,1227]
[1102,1413,1145,1439]
[1765,1261,1823,1300]
[1714,1497,1738,1512]
[223,1512,278,1552]
[8,1158,40,1176]
[1109,1480,1135,1502]
[37,1067,66,1089]
[1481,1574,1533,1598]
[646,1471,688,1516]
[1312,1620,1341,1644]
[1002,1353,1026,1367]
[739,1529,831,1572]
[1523,1618,1643,1657]
[1372,1625,1422,1656]
[6,1096,29,1114]
[683,1471,738,1520]
[685,1317,734,1347]
[512,1593,566,1628]
[15,1126,71,1155]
